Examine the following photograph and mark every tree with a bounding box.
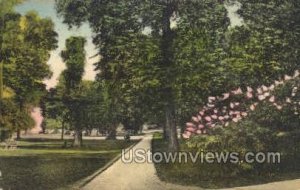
[0,0,25,139]
[60,36,86,147]
[55,0,230,151]
[44,85,70,140]
[232,0,300,77]
[0,5,58,139]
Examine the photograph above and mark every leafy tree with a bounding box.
[0,0,24,138]
[55,0,230,151]
[60,36,86,147]
[45,85,70,140]
[227,0,300,82]
[0,3,57,139]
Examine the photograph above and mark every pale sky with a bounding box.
[16,0,242,90]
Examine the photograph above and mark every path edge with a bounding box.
[64,140,141,190]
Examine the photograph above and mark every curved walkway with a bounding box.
[83,134,300,190]
[83,134,202,190]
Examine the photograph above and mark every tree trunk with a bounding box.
[0,61,3,99]
[16,129,21,140]
[73,128,82,147]
[166,105,179,152]
[106,127,116,140]
[161,2,179,151]
[162,122,170,140]
[61,121,65,140]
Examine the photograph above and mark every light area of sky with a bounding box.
[15,0,242,90]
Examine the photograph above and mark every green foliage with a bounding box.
[0,99,34,133]
[61,36,86,92]
[55,0,230,143]
[0,0,24,16]
[0,8,58,136]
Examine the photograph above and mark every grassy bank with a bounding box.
[0,139,137,190]
[152,133,300,189]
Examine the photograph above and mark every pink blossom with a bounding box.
[274,103,283,110]
[293,86,298,91]
[230,103,235,109]
[186,122,195,128]
[246,92,253,99]
[247,86,253,92]
[207,104,215,108]
[235,111,241,116]
[284,75,292,81]
[225,122,229,127]
[212,115,218,120]
[269,85,275,91]
[199,111,205,116]
[182,133,191,139]
[286,98,292,103]
[241,112,248,117]
[208,96,216,102]
[257,88,263,94]
[232,88,243,95]
[192,116,199,123]
[197,115,202,121]
[205,116,212,122]
[250,104,256,111]
[269,96,275,103]
[258,95,266,101]
[264,92,270,97]
[198,124,205,129]
[294,70,300,78]
[218,116,224,121]
[262,85,268,92]
[196,130,202,134]
[232,118,239,123]
[186,127,196,132]
[222,93,230,100]
[214,109,218,114]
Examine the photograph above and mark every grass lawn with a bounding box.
[152,133,300,189]
[0,138,138,190]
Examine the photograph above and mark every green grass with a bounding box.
[0,138,138,190]
[152,133,300,189]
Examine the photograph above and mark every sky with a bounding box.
[16,0,242,90]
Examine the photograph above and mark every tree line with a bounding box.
[1,0,299,151]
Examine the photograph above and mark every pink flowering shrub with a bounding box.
[183,70,300,139]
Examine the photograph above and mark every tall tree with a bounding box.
[0,8,57,139]
[61,36,86,147]
[0,0,24,96]
[55,0,229,151]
